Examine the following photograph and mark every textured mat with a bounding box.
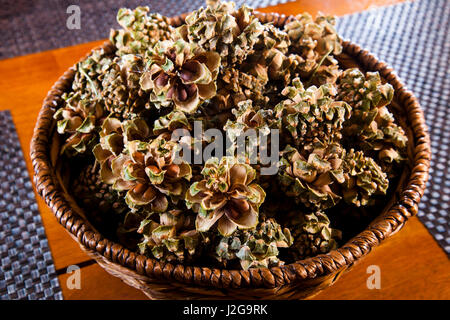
[337,0,450,255]
[0,0,291,59]
[0,110,63,300]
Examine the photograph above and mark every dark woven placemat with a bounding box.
[0,0,291,59]
[337,0,450,255]
[0,110,63,300]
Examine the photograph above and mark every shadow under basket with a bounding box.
[30,12,431,300]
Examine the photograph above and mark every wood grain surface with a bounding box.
[0,0,448,300]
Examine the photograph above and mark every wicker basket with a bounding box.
[30,12,431,300]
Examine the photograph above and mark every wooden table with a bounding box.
[0,0,448,300]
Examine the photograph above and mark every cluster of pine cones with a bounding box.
[57,0,408,270]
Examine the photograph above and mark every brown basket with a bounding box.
[30,12,431,300]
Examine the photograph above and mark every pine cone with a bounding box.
[99,54,149,119]
[278,143,345,210]
[53,91,105,155]
[137,209,205,262]
[107,134,192,211]
[53,48,117,156]
[214,216,292,270]
[341,149,389,207]
[110,6,172,56]
[338,69,394,117]
[178,1,264,67]
[71,48,114,98]
[140,40,220,114]
[309,55,341,86]
[254,23,291,55]
[224,100,274,136]
[288,210,341,260]
[244,23,294,86]
[274,79,351,149]
[73,164,127,215]
[153,110,191,135]
[93,117,151,184]
[186,156,266,236]
[284,13,342,79]
[358,107,408,177]
[213,66,268,110]
[223,100,278,163]
[72,164,127,236]
[338,69,407,177]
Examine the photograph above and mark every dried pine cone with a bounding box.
[53,48,116,155]
[224,100,275,138]
[284,13,342,79]
[186,156,266,236]
[137,209,205,262]
[107,134,192,211]
[73,164,127,217]
[340,149,389,207]
[357,107,408,177]
[152,110,191,135]
[93,117,151,183]
[223,100,277,162]
[71,48,114,98]
[338,69,408,177]
[54,91,105,155]
[98,54,149,119]
[213,67,268,110]
[245,23,294,86]
[140,40,220,114]
[274,78,351,149]
[338,69,394,120]
[254,22,291,56]
[214,216,292,270]
[110,6,172,56]
[309,55,341,86]
[177,0,264,67]
[278,143,345,210]
[288,210,341,260]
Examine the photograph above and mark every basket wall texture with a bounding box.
[30,12,431,300]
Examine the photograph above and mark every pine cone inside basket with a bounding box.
[57,0,409,270]
[72,164,127,235]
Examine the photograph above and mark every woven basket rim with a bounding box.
[30,11,431,290]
